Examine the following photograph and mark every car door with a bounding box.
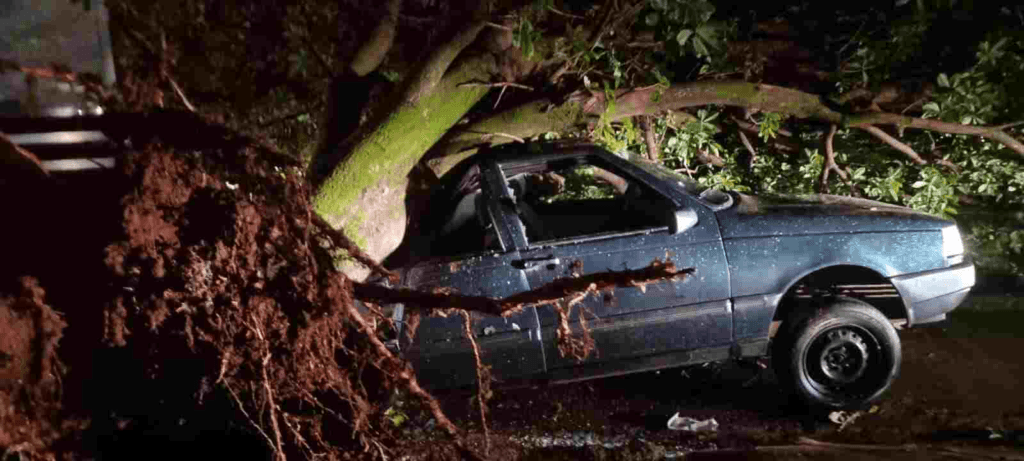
[401,160,545,390]
[498,154,732,375]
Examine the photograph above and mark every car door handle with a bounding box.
[512,256,561,271]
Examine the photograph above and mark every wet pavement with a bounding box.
[400,299,1024,459]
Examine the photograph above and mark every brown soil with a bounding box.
[0,114,430,461]
[0,277,69,453]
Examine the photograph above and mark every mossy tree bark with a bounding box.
[311,21,494,280]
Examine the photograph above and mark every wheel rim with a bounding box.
[804,325,884,401]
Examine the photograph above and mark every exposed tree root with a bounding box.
[460,310,492,454]
[352,259,693,318]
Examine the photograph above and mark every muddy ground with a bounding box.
[393,306,1024,460]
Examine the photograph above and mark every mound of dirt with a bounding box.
[0,277,68,453]
[0,113,421,460]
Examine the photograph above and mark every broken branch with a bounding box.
[858,125,927,165]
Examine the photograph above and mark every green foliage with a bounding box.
[907,166,959,216]
[644,0,723,61]
[383,406,408,428]
[512,19,543,59]
[757,113,783,142]
[966,224,1024,276]
[381,70,402,83]
[661,109,723,170]
[550,167,619,201]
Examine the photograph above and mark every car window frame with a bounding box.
[493,153,682,250]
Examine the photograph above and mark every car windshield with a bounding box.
[623,155,708,197]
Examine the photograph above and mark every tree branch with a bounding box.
[738,129,758,166]
[819,124,838,193]
[348,0,401,76]
[404,21,487,103]
[847,113,1024,157]
[858,125,927,165]
[639,116,659,161]
[431,80,1024,179]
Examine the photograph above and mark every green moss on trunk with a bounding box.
[311,57,492,277]
[427,100,587,176]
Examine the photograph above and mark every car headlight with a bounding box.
[941,225,964,263]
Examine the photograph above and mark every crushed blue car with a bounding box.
[382,141,975,409]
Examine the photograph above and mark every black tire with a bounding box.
[772,298,901,410]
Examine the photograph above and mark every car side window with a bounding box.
[504,162,672,245]
[431,185,502,257]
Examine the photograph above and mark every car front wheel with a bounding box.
[773,298,901,409]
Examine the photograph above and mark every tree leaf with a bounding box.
[651,0,667,11]
[937,73,950,88]
[912,181,927,188]
[692,36,710,57]
[676,29,694,46]
[922,102,940,113]
[645,13,660,26]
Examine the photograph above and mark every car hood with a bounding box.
[717,193,951,238]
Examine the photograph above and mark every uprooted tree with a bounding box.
[302,0,1024,279]
[4,0,1024,459]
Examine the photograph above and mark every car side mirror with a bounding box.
[670,207,698,234]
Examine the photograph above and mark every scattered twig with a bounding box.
[457,81,534,91]
[494,85,508,109]
[165,74,196,112]
[481,132,525,143]
[484,21,513,31]
[547,6,584,19]
[858,125,927,165]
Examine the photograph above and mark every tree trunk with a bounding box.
[311,22,492,280]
